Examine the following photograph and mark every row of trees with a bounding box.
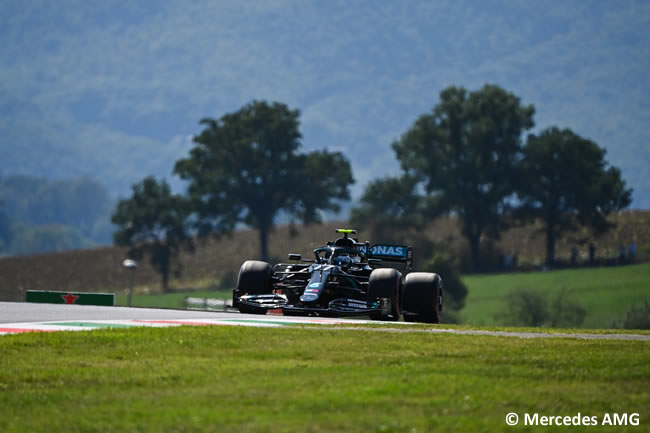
[112,86,632,290]
[352,85,631,270]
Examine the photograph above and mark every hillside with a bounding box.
[1,211,649,303]
[462,264,650,329]
[1,1,649,206]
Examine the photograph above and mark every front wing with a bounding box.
[236,294,388,317]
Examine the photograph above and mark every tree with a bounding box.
[350,175,428,237]
[517,127,632,265]
[112,177,193,291]
[391,84,535,271]
[294,150,355,224]
[174,100,354,262]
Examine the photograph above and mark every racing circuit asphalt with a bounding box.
[2,301,649,341]
[0,301,248,324]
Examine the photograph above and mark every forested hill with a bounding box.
[0,1,649,207]
[0,176,114,255]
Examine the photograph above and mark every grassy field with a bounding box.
[461,263,650,328]
[1,325,648,433]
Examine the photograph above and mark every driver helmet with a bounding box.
[333,254,352,268]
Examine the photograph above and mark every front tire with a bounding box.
[367,268,402,321]
[402,272,442,323]
[234,260,273,314]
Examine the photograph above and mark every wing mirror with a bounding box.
[289,253,314,263]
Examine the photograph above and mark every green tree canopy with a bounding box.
[174,100,354,261]
[390,84,535,271]
[112,177,193,291]
[350,175,431,239]
[518,127,632,265]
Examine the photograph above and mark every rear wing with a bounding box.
[356,243,413,272]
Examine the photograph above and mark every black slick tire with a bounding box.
[367,268,402,321]
[402,272,442,323]
[234,260,272,314]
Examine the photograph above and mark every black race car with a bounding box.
[232,229,443,323]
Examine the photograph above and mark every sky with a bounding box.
[1,0,649,209]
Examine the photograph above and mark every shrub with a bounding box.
[501,288,587,328]
[549,289,588,327]
[502,289,549,327]
[622,301,650,330]
[440,309,461,324]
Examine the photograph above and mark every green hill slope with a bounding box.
[461,264,650,329]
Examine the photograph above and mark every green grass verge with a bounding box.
[328,322,650,335]
[461,263,650,328]
[1,325,648,433]
[115,289,232,309]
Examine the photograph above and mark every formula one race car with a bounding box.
[232,229,443,323]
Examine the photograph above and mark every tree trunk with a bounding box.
[156,244,171,293]
[467,232,481,272]
[461,217,483,273]
[258,225,270,263]
[161,265,170,293]
[545,224,556,266]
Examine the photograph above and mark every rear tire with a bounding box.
[367,268,402,321]
[234,260,273,314]
[402,272,442,323]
